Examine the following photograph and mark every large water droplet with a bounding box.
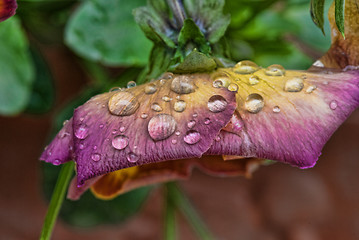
[249,75,260,85]
[183,130,201,145]
[265,64,285,76]
[112,135,129,150]
[170,76,195,94]
[284,77,304,92]
[208,95,228,113]
[187,120,196,129]
[148,114,177,141]
[174,100,186,112]
[234,60,259,74]
[75,125,89,139]
[151,103,163,112]
[127,81,136,88]
[108,91,140,116]
[245,93,264,113]
[145,83,157,94]
[228,83,239,92]
[329,100,338,110]
[91,153,101,162]
[127,152,139,163]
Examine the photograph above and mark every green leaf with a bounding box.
[0,17,35,115]
[335,0,345,37]
[310,0,326,34]
[65,0,152,66]
[25,48,55,114]
[172,49,217,73]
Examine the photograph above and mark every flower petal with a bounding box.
[71,73,236,185]
[206,66,359,168]
[0,0,17,22]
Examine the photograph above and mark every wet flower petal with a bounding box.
[0,0,17,22]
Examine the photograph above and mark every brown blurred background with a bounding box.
[0,44,359,240]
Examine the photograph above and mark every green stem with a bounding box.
[167,182,215,240]
[40,162,74,240]
[164,184,177,240]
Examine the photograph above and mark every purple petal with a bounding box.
[0,0,17,22]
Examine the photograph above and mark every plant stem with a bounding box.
[164,184,177,240]
[167,182,215,240]
[40,162,74,240]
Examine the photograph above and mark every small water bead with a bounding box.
[323,81,329,85]
[162,72,174,80]
[93,145,97,150]
[109,87,121,92]
[313,60,324,67]
[171,139,177,145]
[99,124,104,129]
[79,143,85,149]
[148,114,177,141]
[62,120,69,126]
[112,135,129,150]
[183,130,201,145]
[91,153,101,162]
[249,75,260,85]
[145,83,157,94]
[151,103,163,112]
[265,64,285,76]
[215,135,221,142]
[53,159,61,165]
[204,118,211,125]
[79,117,84,122]
[245,93,264,113]
[112,129,118,134]
[127,152,139,163]
[234,60,259,74]
[228,83,239,92]
[108,91,140,116]
[192,113,198,118]
[127,81,136,88]
[329,100,338,110]
[162,95,172,102]
[284,77,304,92]
[170,75,195,94]
[141,113,148,119]
[175,131,181,136]
[173,100,186,112]
[75,125,89,139]
[120,126,126,132]
[187,120,196,129]
[176,95,181,100]
[212,76,231,88]
[208,95,228,113]
[306,85,317,94]
[273,106,281,113]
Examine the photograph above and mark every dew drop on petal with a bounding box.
[306,85,317,94]
[234,60,259,74]
[249,75,260,85]
[62,120,69,126]
[127,81,136,88]
[273,106,281,113]
[284,77,304,92]
[175,131,181,136]
[215,135,221,142]
[212,76,231,88]
[53,159,61,165]
[145,83,157,94]
[109,87,121,92]
[183,130,201,145]
[108,91,140,116]
[187,120,196,129]
[91,153,101,162]
[173,100,186,112]
[171,139,177,145]
[162,95,172,102]
[208,95,228,113]
[171,75,195,94]
[148,114,177,141]
[141,113,148,119]
[192,113,198,118]
[313,60,324,67]
[79,144,85,149]
[75,125,89,139]
[93,145,97,150]
[204,118,211,125]
[265,64,285,76]
[151,103,163,112]
[127,152,139,163]
[330,100,338,110]
[99,124,104,129]
[119,126,126,132]
[112,135,129,150]
[228,83,239,92]
[162,72,174,80]
[245,93,264,113]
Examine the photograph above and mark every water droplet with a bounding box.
[306,85,317,93]
[93,145,97,150]
[99,124,104,129]
[215,136,221,142]
[109,87,121,92]
[53,159,61,165]
[170,76,195,94]
[204,118,211,125]
[183,130,201,145]
[112,129,117,134]
[127,81,136,88]
[273,106,281,113]
[112,135,129,150]
[119,126,125,132]
[176,95,181,100]
[228,83,239,92]
[329,100,338,110]
[323,81,329,85]
[245,93,264,113]
[187,120,196,129]
[151,103,163,112]
[108,91,140,116]
[175,131,180,136]
[192,113,198,118]
[60,132,70,138]
[79,144,85,149]
[284,77,304,92]
[62,120,69,126]
[127,152,139,163]
[162,95,172,102]
[141,113,148,119]
[313,60,324,67]
[249,75,260,85]
[148,114,177,141]
[174,100,186,112]
[171,139,177,144]
[79,117,84,122]
[265,64,285,76]
[75,125,89,139]
[234,60,259,74]
[91,153,101,162]
[212,76,231,88]
[162,72,174,80]
[208,95,228,113]
[145,83,157,94]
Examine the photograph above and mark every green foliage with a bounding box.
[65,0,152,66]
[0,17,35,115]
[334,0,345,37]
[310,0,326,34]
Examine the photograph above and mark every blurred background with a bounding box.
[0,0,358,239]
